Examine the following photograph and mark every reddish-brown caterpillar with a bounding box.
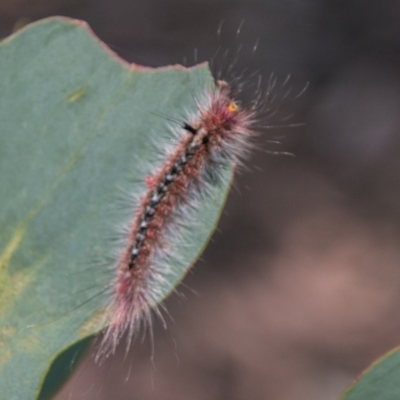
[99,79,256,357]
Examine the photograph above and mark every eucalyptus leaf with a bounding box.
[340,346,400,400]
[0,17,232,400]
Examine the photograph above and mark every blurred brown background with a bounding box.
[3,1,400,399]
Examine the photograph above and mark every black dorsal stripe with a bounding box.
[129,122,207,270]
[183,123,197,135]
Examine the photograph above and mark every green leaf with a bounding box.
[340,346,400,400]
[0,17,232,400]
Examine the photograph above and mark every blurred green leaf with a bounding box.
[340,346,400,400]
[0,17,232,399]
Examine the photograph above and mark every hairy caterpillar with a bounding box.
[98,78,258,358]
